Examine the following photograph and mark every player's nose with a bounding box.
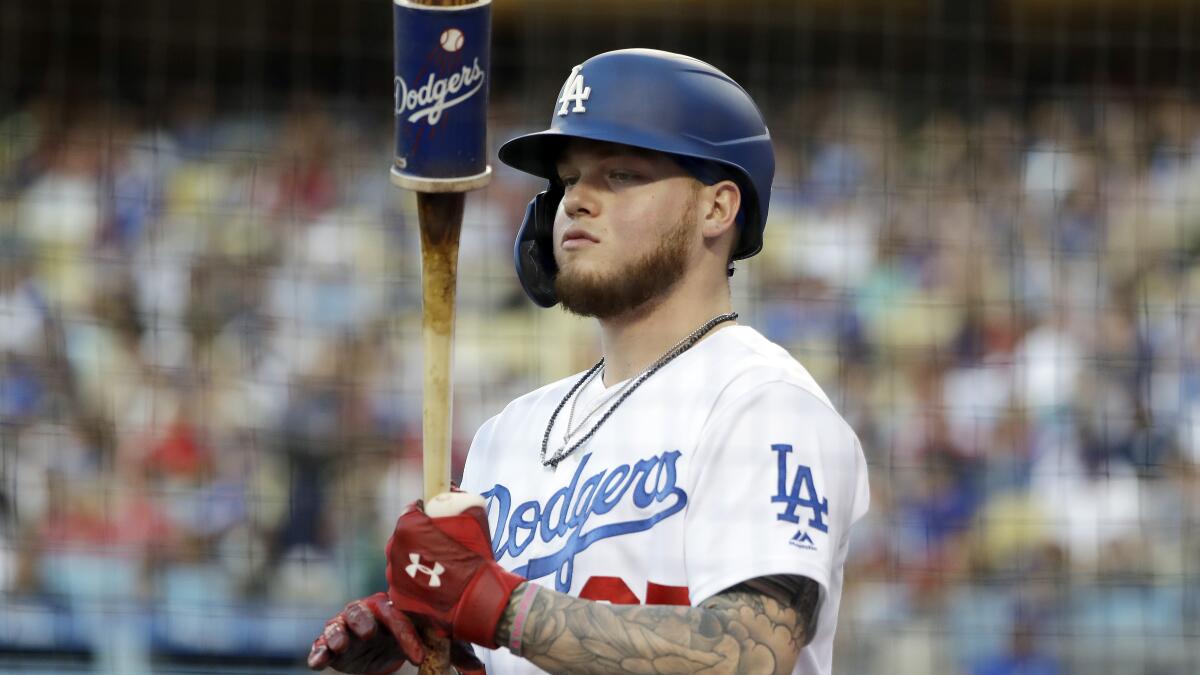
[562,181,599,219]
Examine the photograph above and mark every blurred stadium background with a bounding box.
[2,0,1199,672]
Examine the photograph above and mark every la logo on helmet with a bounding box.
[557,65,591,115]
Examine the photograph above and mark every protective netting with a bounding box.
[1,1,1198,673]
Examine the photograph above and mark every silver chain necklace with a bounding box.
[561,320,723,444]
[562,368,624,445]
[539,312,738,469]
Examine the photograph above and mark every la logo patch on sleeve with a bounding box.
[771,444,829,550]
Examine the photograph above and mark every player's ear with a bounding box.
[700,179,741,241]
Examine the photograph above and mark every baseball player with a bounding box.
[309,48,869,675]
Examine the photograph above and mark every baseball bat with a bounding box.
[416,189,462,505]
[392,1,492,671]
[415,192,460,675]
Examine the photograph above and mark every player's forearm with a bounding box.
[494,582,809,675]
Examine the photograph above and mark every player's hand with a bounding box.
[385,493,525,649]
[307,592,486,674]
[306,592,424,673]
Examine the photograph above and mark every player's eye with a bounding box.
[608,170,639,182]
[559,174,579,188]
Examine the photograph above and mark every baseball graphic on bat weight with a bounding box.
[440,28,465,52]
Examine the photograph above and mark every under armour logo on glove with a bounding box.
[405,553,445,588]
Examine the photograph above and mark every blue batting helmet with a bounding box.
[498,48,775,308]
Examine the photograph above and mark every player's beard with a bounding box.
[554,196,697,320]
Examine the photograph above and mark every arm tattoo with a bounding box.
[726,574,822,647]
[495,576,821,675]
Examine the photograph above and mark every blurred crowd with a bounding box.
[1,87,1199,673]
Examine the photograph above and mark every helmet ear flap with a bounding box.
[513,184,563,308]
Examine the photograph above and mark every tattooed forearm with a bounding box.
[727,575,822,647]
[495,578,819,675]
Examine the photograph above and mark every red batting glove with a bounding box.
[385,493,525,649]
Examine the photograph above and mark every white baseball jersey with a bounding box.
[459,325,870,675]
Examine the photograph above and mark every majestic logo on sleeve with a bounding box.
[556,65,591,116]
[481,450,686,593]
[789,530,817,551]
[771,444,829,549]
[394,58,486,126]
